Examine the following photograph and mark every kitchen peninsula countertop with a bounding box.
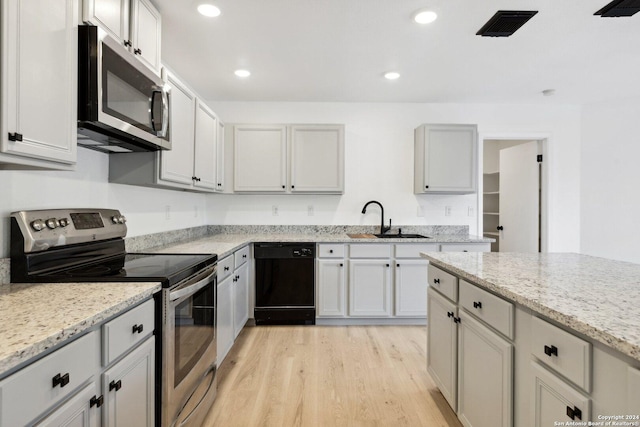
[421,252,640,362]
[0,281,161,378]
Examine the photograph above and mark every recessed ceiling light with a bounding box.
[384,72,400,80]
[235,69,251,78]
[542,89,555,96]
[413,10,438,24]
[197,4,221,17]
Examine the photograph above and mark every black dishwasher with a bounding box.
[254,242,316,325]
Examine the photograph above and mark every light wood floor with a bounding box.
[203,325,461,427]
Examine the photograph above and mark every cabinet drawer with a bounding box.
[440,243,491,252]
[531,316,592,392]
[218,255,234,282]
[317,244,345,258]
[0,331,100,427]
[427,264,458,302]
[234,245,250,269]
[349,244,391,258]
[103,299,154,366]
[394,243,438,258]
[459,280,514,339]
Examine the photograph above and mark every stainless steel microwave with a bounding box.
[77,26,170,153]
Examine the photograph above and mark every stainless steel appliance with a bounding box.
[78,26,170,153]
[254,242,316,325]
[10,208,217,427]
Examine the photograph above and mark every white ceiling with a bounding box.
[153,0,640,105]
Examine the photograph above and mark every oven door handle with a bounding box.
[169,267,216,301]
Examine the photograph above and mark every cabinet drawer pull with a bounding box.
[544,345,558,357]
[453,316,461,324]
[90,395,104,408]
[433,278,440,284]
[566,405,582,420]
[242,254,247,258]
[396,263,400,267]
[8,132,23,142]
[339,263,343,267]
[385,263,390,267]
[447,311,454,318]
[132,324,144,334]
[52,373,70,388]
[224,266,230,271]
[109,380,122,392]
[124,40,132,47]
[329,249,333,253]
[473,301,482,309]
[134,48,142,55]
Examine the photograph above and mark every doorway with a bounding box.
[480,137,548,253]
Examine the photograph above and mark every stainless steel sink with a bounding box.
[374,233,431,239]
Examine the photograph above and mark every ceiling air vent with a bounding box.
[476,10,538,37]
[595,0,640,17]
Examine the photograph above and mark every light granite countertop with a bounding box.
[149,232,492,259]
[421,252,640,362]
[0,281,161,378]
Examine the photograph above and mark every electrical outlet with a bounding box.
[165,205,171,220]
[445,206,452,216]
[272,205,279,216]
[308,205,314,216]
[468,206,475,217]
[417,206,424,217]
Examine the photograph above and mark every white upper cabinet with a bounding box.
[130,0,161,73]
[233,124,345,194]
[234,125,288,192]
[290,125,344,193]
[0,0,78,169]
[83,0,161,74]
[161,70,197,186]
[414,124,477,194]
[193,100,218,191]
[215,120,225,192]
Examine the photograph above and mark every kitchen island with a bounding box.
[421,252,640,426]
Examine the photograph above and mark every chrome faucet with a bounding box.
[361,200,391,235]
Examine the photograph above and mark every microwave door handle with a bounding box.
[160,88,169,138]
[150,89,161,135]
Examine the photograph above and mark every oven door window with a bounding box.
[174,282,215,386]
[101,44,164,134]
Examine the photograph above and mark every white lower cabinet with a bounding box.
[217,273,235,365]
[427,288,458,410]
[102,338,155,427]
[531,361,591,427]
[317,259,347,317]
[395,260,429,317]
[35,382,100,427]
[233,262,249,337]
[348,260,392,317]
[0,299,155,427]
[216,245,252,366]
[427,265,514,427]
[457,311,513,427]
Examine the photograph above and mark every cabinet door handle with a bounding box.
[8,132,23,142]
[473,301,482,309]
[329,249,333,253]
[134,48,142,55]
[224,266,230,271]
[544,345,558,357]
[497,225,504,231]
[291,185,295,189]
[242,254,247,258]
[566,405,582,420]
[385,263,390,267]
[396,263,400,267]
[425,185,429,189]
[447,311,454,318]
[52,373,70,388]
[132,324,144,334]
[109,380,122,392]
[124,40,132,47]
[433,278,440,284]
[90,395,104,408]
[453,317,461,324]
[282,185,285,189]
[339,263,343,267]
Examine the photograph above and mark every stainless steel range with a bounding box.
[10,208,218,427]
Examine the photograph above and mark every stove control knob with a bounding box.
[111,216,119,224]
[120,215,127,224]
[31,219,46,231]
[46,218,58,229]
[58,218,69,227]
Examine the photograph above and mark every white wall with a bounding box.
[207,102,582,252]
[0,148,209,257]
[581,97,640,264]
